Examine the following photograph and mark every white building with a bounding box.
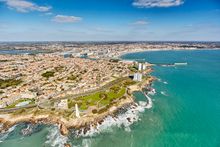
[142,64,146,70]
[0,104,4,109]
[57,99,68,109]
[138,63,142,71]
[75,104,80,118]
[138,63,147,71]
[133,73,138,81]
[137,73,142,81]
[133,73,142,81]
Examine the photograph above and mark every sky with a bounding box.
[0,0,220,41]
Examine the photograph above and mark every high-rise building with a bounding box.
[138,63,142,71]
[133,73,138,81]
[137,73,142,81]
[133,73,142,81]
[142,64,146,70]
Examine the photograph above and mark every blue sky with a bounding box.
[0,0,220,41]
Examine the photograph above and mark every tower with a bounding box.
[75,104,80,118]
[138,63,142,71]
[133,73,138,81]
[142,64,146,70]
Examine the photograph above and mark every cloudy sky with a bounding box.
[0,0,220,41]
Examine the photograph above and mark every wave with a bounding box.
[81,138,92,147]
[144,94,153,109]
[72,103,148,138]
[157,78,162,82]
[157,78,168,85]
[163,81,168,84]
[148,88,156,95]
[45,125,68,147]
[0,125,17,142]
[21,124,33,136]
[138,101,147,107]
[161,91,168,96]
[0,95,154,146]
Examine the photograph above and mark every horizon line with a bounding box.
[1,40,220,43]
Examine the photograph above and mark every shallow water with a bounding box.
[1,49,220,147]
[0,49,48,55]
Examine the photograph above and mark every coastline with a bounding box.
[116,48,220,59]
[0,95,134,136]
[0,48,156,139]
[2,48,218,146]
[0,76,155,136]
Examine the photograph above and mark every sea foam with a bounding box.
[144,94,153,109]
[72,99,152,138]
[161,91,168,96]
[0,125,17,142]
[163,81,168,84]
[45,125,68,147]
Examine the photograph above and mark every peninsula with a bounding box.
[0,53,154,135]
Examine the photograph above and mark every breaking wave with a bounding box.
[157,78,168,85]
[45,125,68,147]
[144,94,153,109]
[163,81,168,84]
[0,125,17,142]
[72,102,149,138]
[148,88,156,96]
[161,91,168,96]
[157,78,162,82]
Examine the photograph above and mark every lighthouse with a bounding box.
[75,104,80,118]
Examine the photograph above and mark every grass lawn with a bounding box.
[99,87,126,106]
[67,74,78,81]
[67,78,136,111]
[6,98,35,109]
[41,71,55,78]
[68,86,126,110]
[0,78,22,89]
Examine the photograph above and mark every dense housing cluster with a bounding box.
[0,54,134,108]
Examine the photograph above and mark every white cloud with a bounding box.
[133,0,184,8]
[132,20,148,25]
[52,15,82,23]
[0,0,51,13]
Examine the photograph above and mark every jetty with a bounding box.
[150,62,188,67]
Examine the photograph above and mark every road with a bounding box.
[0,77,130,112]
[39,77,129,108]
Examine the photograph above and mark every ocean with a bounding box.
[1,49,220,147]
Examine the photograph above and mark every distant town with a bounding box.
[0,41,220,58]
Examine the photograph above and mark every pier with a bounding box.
[150,62,187,67]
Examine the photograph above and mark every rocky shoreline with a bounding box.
[0,96,134,136]
[0,76,155,137]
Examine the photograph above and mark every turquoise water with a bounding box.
[121,50,220,146]
[1,49,220,147]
